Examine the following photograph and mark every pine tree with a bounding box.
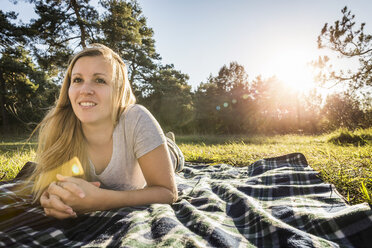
[28,0,100,76]
[142,64,194,133]
[0,9,26,132]
[99,0,160,96]
[315,6,372,102]
[0,46,58,132]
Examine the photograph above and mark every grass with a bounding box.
[1,129,371,205]
[327,128,372,146]
[0,135,36,181]
[177,129,372,205]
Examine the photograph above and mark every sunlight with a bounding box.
[264,49,316,93]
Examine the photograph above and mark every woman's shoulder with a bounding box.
[120,104,153,122]
[117,104,163,142]
[124,104,150,115]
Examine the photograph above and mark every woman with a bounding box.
[28,43,184,219]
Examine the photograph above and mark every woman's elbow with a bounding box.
[164,186,178,204]
[171,189,178,203]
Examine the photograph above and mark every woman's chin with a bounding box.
[78,117,112,127]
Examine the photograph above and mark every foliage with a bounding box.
[298,89,323,133]
[0,9,25,51]
[141,64,194,133]
[194,62,252,134]
[1,2,371,134]
[97,0,194,129]
[327,128,372,146]
[99,0,160,96]
[314,6,372,102]
[0,7,59,133]
[188,5,372,135]
[1,0,193,133]
[322,92,371,129]
[248,76,302,134]
[193,65,331,135]
[0,46,59,130]
[27,0,100,76]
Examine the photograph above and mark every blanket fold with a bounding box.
[1,153,371,247]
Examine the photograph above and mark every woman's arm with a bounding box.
[96,143,178,210]
[42,144,178,216]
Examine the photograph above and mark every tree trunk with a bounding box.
[0,74,10,133]
[70,0,87,48]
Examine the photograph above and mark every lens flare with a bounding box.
[72,164,80,175]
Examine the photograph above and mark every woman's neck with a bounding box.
[82,122,114,147]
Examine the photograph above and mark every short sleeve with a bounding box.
[125,105,166,159]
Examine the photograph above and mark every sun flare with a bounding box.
[264,49,316,93]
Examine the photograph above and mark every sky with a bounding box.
[2,0,372,92]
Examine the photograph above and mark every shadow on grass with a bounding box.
[177,135,270,145]
[0,143,37,153]
[328,130,372,146]
[0,132,37,153]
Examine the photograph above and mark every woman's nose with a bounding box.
[80,82,94,95]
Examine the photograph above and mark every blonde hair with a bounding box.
[28,43,136,201]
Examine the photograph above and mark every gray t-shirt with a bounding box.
[89,104,166,190]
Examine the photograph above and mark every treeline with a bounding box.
[0,1,371,135]
[192,62,371,134]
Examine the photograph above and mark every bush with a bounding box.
[328,128,372,146]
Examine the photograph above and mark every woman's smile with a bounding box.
[79,101,97,108]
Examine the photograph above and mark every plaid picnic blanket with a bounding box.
[0,153,371,247]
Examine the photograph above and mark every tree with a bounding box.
[3,0,194,134]
[0,0,99,131]
[300,89,323,133]
[194,62,251,134]
[194,79,221,134]
[0,46,58,132]
[314,6,372,101]
[0,9,27,132]
[322,93,365,130]
[247,76,302,134]
[99,0,160,97]
[212,62,248,93]
[28,0,100,77]
[0,10,24,52]
[141,64,193,133]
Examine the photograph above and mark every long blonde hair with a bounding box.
[29,44,136,201]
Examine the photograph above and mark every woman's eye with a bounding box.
[96,78,106,84]
[72,77,82,83]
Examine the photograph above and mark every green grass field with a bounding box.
[1,129,371,205]
[177,129,372,205]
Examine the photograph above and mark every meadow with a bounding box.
[1,128,371,205]
[177,128,372,205]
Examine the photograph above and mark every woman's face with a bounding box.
[68,55,114,127]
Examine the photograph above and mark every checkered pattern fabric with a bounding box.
[1,153,371,247]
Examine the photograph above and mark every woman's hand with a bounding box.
[40,178,101,219]
[48,174,103,213]
[40,188,76,219]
